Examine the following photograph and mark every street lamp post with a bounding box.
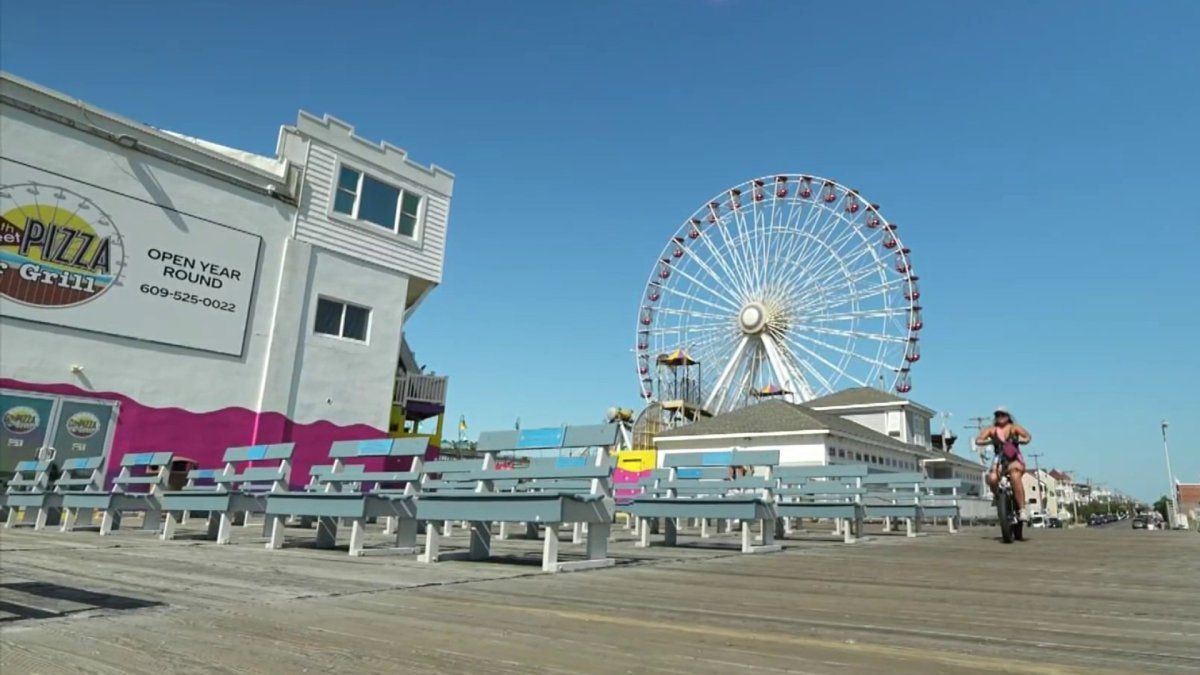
[1162,420,1179,528]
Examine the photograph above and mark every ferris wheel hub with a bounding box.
[738,302,768,335]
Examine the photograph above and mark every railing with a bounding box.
[394,373,448,407]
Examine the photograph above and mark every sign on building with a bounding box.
[0,390,118,474]
[0,161,262,356]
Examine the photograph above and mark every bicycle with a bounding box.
[994,454,1024,544]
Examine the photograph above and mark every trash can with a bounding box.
[160,458,198,491]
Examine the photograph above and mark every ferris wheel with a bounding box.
[635,174,922,416]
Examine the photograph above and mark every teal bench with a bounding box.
[921,478,962,533]
[160,443,295,543]
[774,464,869,544]
[627,450,781,554]
[3,459,60,530]
[416,423,621,573]
[265,437,428,556]
[49,457,106,531]
[62,452,173,535]
[862,472,925,537]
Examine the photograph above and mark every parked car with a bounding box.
[1047,517,1063,528]
[1131,516,1148,530]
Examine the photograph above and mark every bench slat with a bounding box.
[223,443,295,463]
[775,464,869,480]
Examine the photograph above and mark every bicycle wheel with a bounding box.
[997,493,1014,544]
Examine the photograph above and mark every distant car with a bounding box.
[1048,517,1063,528]
[1131,516,1148,530]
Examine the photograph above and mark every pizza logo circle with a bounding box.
[0,183,126,308]
[3,406,40,435]
[65,411,101,439]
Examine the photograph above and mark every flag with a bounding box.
[458,415,467,432]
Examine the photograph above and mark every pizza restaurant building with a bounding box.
[0,72,454,485]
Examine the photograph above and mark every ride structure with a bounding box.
[635,174,923,418]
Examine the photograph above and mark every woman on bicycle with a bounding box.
[975,406,1033,522]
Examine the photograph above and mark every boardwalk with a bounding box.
[1,522,1197,674]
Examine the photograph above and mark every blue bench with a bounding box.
[774,464,869,544]
[265,437,428,556]
[628,450,781,554]
[416,423,620,573]
[862,472,925,537]
[49,457,106,531]
[62,452,173,535]
[160,443,295,543]
[921,478,962,533]
[3,459,60,530]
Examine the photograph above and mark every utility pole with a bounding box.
[1060,468,1081,527]
[1162,420,1179,528]
[1028,452,1046,518]
[965,416,991,465]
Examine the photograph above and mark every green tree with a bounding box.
[1153,496,1170,520]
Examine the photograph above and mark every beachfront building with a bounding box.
[0,72,452,485]
[654,388,987,499]
[1022,469,1060,518]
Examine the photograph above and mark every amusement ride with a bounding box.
[632,174,923,435]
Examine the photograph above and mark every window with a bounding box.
[315,297,370,341]
[332,166,423,238]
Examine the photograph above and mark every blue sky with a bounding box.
[2,1,1197,500]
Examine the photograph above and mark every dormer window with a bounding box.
[333,165,422,238]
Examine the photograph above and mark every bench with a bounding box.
[159,443,295,543]
[862,471,925,537]
[416,423,621,572]
[3,459,60,530]
[47,457,106,531]
[264,437,429,556]
[61,452,173,535]
[921,478,962,534]
[627,450,781,553]
[773,464,869,544]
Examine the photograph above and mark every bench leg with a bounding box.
[572,522,583,545]
[59,508,76,532]
[216,512,235,545]
[394,517,418,551]
[265,515,285,550]
[761,519,775,547]
[161,512,178,540]
[636,518,651,548]
[498,521,510,540]
[700,518,711,538]
[741,521,752,552]
[442,520,452,537]
[664,517,678,547]
[542,523,560,572]
[384,516,397,535]
[33,508,49,531]
[469,521,491,561]
[905,518,915,538]
[143,509,163,532]
[316,517,339,548]
[419,522,441,563]
[3,507,18,529]
[348,519,366,557]
[586,522,610,562]
[242,511,253,528]
[99,510,115,536]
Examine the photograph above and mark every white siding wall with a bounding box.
[0,106,287,415]
[0,101,411,431]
